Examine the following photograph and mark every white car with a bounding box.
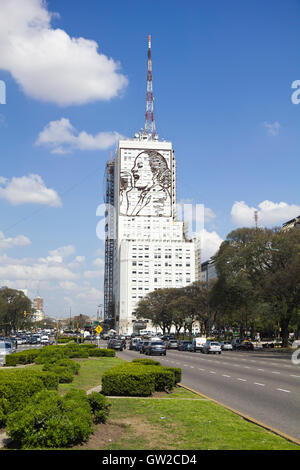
[221,341,233,351]
[40,335,49,345]
[202,341,222,354]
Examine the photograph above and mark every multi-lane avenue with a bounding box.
[115,345,300,442]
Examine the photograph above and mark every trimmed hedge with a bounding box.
[6,390,93,448]
[5,349,41,367]
[0,368,59,420]
[42,358,80,383]
[102,360,182,396]
[102,365,155,397]
[131,358,161,366]
[87,392,111,424]
[88,348,116,357]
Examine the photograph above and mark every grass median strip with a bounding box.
[7,355,298,450]
[104,395,299,450]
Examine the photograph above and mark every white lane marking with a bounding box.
[237,378,247,382]
[254,382,265,387]
[290,375,300,378]
[271,371,280,374]
[222,375,231,378]
[276,388,291,393]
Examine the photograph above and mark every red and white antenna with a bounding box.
[144,35,157,138]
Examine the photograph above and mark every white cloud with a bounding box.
[0,232,31,250]
[93,257,104,267]
[196,229,223,262]
[0,263,77,282]
[36,118,123,154]
[231,200,300,227]
[0,0,128,106]
[0,174,61,207]
[263,121,280,136]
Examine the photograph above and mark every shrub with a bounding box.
[0,374,44,414]
[34,346,66,365]
[164,367,182,384]
[131,358,161,366]
[6,390,93,448]
[43,358,80,376]
[4,349,40,367]
[102,365,155,397]
[88,348,116,357]
[87,392,111,424]
[145,366,175,392]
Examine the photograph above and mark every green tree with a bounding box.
[0,287,32,334]
[212,227,300,346]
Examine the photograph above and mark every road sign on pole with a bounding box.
[95,325,103,334]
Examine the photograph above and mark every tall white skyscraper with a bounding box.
[104,37,195,334]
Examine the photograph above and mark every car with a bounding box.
[191,337,207,352]
[135,340,144,352]
[139,341,150,354]
[178,340,192,351]
[40,335,49,345]
[107,338,124,351]
[129,337,142,350]
[29,336,39,345]
[0,340,16,364]
[237,340,254,351]
[220,341,233,351]
[202,341,222,354]
[167,340,178,349]
[144,340,166,356]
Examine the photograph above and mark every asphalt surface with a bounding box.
[114,344,300,442]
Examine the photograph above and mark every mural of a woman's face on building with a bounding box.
[131,153,152,189]
[120,150,172,216]
[132,151,171,190]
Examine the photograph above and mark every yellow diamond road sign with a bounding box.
[95,325,103,334]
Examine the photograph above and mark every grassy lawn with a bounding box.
[105,397,300,450]
[58,356,125,394]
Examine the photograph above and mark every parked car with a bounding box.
[202,341,222,354]
[167,340,178,349]
[0,340,16,364]
[192,337,207,352]
[129,337,142,350]
[40,335,49,345]
[107,338,124,351]
[178,340,192,351]
[29,336,39,345]
[220,341,233,351]
[236,340,254,351]
[144,341,166,356]
[135,340,144,352]
[139,341,150,354]
[231,338,242,350]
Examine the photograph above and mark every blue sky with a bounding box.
[0,0,299,318]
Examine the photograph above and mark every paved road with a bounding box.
[113,345,300,442]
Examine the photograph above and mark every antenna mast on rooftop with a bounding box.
[144,35,157,138]
[254,210,258,229]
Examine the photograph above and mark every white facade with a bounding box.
[109,133,195,334]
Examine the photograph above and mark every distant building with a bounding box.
[201,258,217,283]
[282,215,300,232]
[32,296,45,322]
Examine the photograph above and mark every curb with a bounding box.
[178,383,300,447]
